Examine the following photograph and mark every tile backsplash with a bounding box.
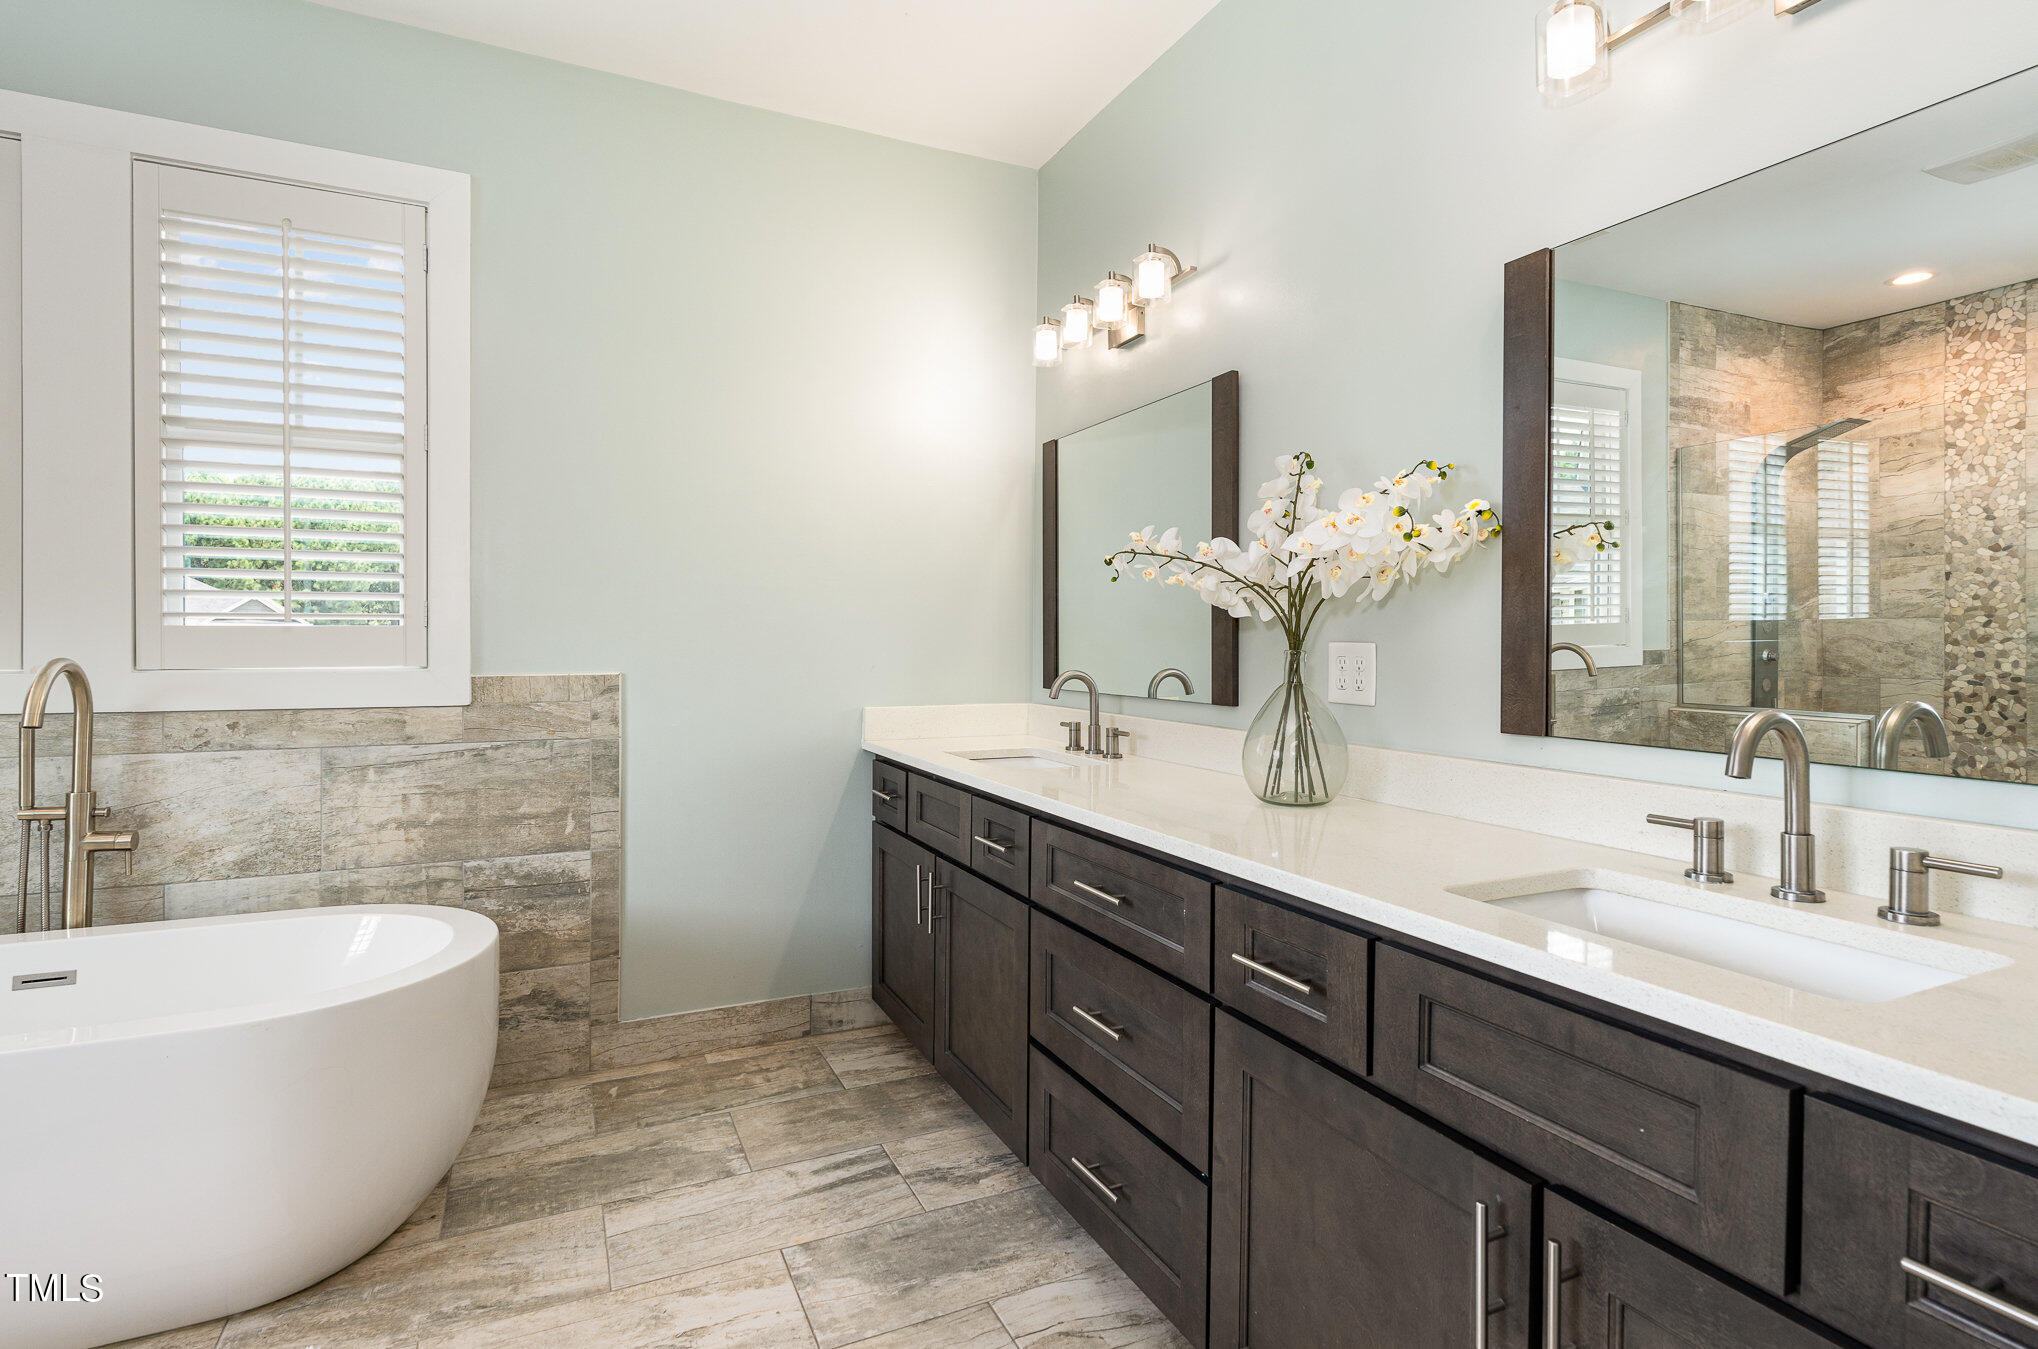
[4,674,622,1085]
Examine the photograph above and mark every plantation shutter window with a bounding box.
[1548,377,1629,645]
[1726,434,1788,623]
[1815,436,1871,620]
[133,162,427,671]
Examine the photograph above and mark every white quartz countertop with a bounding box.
[864,727,2038,1148]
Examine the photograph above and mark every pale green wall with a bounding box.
[0,0,1038,1017]
[1035,0,2038,830]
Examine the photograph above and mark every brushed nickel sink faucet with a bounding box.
[1868,700,1951,769]
[1147,667,1195,699]
[1050,669,1105,758]
[1724,709,1823,903]
[17,658,137,931]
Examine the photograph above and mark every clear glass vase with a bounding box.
[1242,643,1348,806]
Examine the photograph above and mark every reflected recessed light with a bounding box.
[1888,270,1935,287]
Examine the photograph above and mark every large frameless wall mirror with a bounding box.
[1044,371,1239,705]
[1504,65,2038,784]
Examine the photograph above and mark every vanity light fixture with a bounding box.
[1539,0,1825,107]
[1094,272,1136,329]
[1888,269,1936,286]
[1033,316,1064,367]
[1061,294,1097,348]
[1133,245,1193,306]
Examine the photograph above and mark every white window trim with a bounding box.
[1551,357,1645,669]
[0,88,469,711]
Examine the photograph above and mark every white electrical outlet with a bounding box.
[1328,642,1375,706]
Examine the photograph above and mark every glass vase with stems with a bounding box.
[1104,451,1500,806]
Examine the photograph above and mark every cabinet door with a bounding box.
[1546,1193,1835,1349]
[934,861,1029,1159]
[871,823,935,1057]
[1211,1011,1535,1348]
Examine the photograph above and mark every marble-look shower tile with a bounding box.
[592,738,619,805]
[490,1049,589,1090]
[591,992,812,1071]
[460,852,591,973]
[86,884,165,927]
[586,677,621,738]
[732,1073,979,1169]
[472,674,578,704]
[162,864,463,919]
[217,1208,610,1349]
[815,1025,937,1089]
[1669,302,1716,368]
[1822,619,1944,682]
[604,1146,921,1289]
[162,706,463,751]
[495,962,591,1077]
[884,1120,1035,1211]
[590,809,621,852]
[458,1079,596,1164]
[418,1249,813,1349]
[1877,553,1947,620]
[441,1112,747,1236]
[1875,429,1947,498]
[1873,491,1951,559]
[95,749,322,885]
[849,1306,1017,1348]
[785,1187,1110,1349]
[591,848,621,963]
[992,1266,1190,1348]
[321,739,592,870]
[17,711,165,758]
[591,1040,841,1133]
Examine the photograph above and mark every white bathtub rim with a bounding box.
[0,904,499,1057]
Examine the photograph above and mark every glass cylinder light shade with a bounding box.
[1033,317,1063,367]
[1538,0,1609,107]
[1670,0,1757,29]
[1094,273,1134,328]
[1133,250,1175,306]
[1061,296,1096,348]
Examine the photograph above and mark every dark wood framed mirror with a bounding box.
[1503,66,2038,784]
[1044,370,1240,705]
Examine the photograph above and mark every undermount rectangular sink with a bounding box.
[951,749,1081,770]
[1456,875,2006,1002]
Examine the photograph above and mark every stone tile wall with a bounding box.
[0,672,882,1086]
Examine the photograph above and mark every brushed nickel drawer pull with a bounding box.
[1070,878,1124,906]
[927,875,943,930]
[913,864,925,925]
[1069,1156,1120,1203]
[1070,1005,1123,1041]
[1903,1257,2038,1333]
[1231,952,1314,995]
[1544,1239,1563,1346]
[1474,1201,1490,1349]
[871,787,900,804]
[971,834,1010,855]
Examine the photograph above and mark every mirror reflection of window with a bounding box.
[1550,361,1643,664]
[1726,435,1788,625]
[1815,438,1871,621]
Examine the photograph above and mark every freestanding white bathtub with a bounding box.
[0,904,498,1349]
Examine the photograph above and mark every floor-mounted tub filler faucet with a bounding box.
[1050,669,1105,757]
[1724,708,1823,904]
[16,658,137,932]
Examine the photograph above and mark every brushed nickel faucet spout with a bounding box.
[1868,700,1950,769]
[1050,669,1106,759]
[1147,668,1195,699]
[17,659,137,930]
[1725,709,1823,903]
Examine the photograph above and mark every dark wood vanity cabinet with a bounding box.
[1801,1096,2038,1348]
[905,771,972,864]
[1032,820,1213,991]
[870,822,936,1057]
[1213,886,1368,1078]
[1210,1011,1537,1348]
[1546,1193,1839,1349]
[933,863,1030,1159]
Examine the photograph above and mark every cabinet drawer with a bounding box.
[967,795,1031,895]
[870,759,908,831]
[1030,821,1212,990]
[1546,1194,1834,1349]
[1372,945,1795,1295]
[1031,912,1212,1169]
[1213,887,1369,1077]
[905,773,971,864]
[1802,1096,2038,1348]
[1030,1049,1208,1345]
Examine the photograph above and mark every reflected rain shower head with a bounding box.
[1779,418,1870,459]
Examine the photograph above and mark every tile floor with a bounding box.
[118,1022,1189,1348]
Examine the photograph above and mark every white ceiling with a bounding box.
[1557,67,2038,330]
[307,0,1220,167]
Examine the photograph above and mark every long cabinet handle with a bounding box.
[926,875,942,931]
[913,864,925,925]
[872,787,900,804]
[1070,1005,1123,1041]
[1473,1201,1490,1349]
[1230,951,1315,996]
[1070,878,1124,907]
[971,834,1010,855]
[1069,1156,1120,1204]
[1544,1238,1563,1348]
[1903,1257,2038,1333]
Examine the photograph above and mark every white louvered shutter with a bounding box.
[1548,379,1628,642]
[1726,435,1787,622]
[133,162,426,670]
[1815,437,1870,619]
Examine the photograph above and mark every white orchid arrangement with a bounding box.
[1105,453,1501,649]
[1551,519,1618,570]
